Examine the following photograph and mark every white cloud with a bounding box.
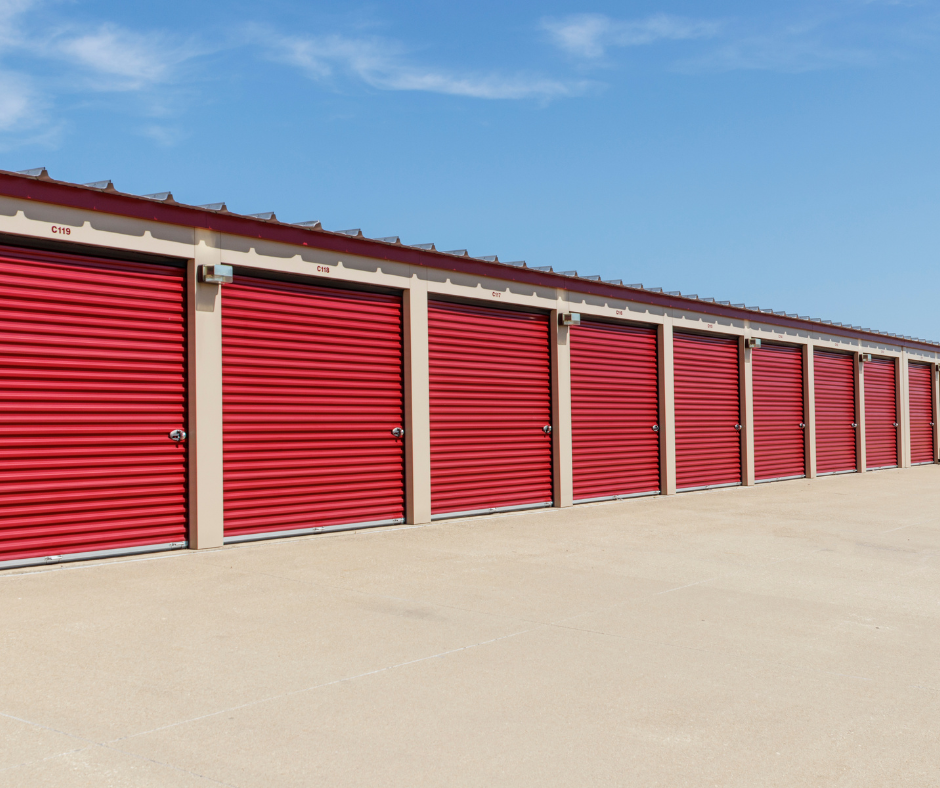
[0,70,38,130]
[52,25,184,89]
[677,34,874,73]
[541,13,721,59]
[265,30,589,100]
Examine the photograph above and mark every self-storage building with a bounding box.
[1,168,938,570]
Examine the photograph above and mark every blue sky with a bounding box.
[1,0,939,340]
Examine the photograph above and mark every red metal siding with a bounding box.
[222,277,404,538]
[753,344,805,481]
[909,363,935,464]
[570,320,659,500]
[864,357,898,469]
[428,301,552,516]
[813,350,857,474]
[674,333,741,490]
[0,245,187,564]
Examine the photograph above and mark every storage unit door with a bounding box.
[0,244,187,566]
[428,301,552,517]
[909,362,935,464]
[222,277,404,540]
[570,320,659,501]
[674,333,742,490]
[864,357,898,470]
[752,344,805,481]
[813,350,857,474]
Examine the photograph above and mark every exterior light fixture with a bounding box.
[746,337,761,349]
[199,264,233,284]
[859,353,872,363]
[559,313,580,326]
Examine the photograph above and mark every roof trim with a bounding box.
[1,170,936,352]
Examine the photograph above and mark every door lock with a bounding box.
[734,424,742,431]
[799,423,805,429]
[391,427,404,438]
[542,425,552,435]
[169,429,186,443]
[651,424,659,432]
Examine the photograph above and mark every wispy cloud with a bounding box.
[677,30,875,74]
[48,25,204,91]
[261,29,589,100]
[541,13,721,59]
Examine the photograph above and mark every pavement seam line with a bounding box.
[106,625,542,745]
[0,711,241,786]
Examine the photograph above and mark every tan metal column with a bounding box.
[898,352,911,468]
[551,303,573,508]
[934,364,940,463]
[856,353,866,473]
[741,336,755,486]
[187,230,224,549]
[804,342,817,478]
[403,278,431,524]
[658,318,677,495]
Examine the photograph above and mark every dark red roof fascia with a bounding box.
[1,171,936,352]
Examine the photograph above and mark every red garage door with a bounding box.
[864,357,898,470]
[570,320,659,501]
[753,344,805,481]
[429,301,552,517]
[0,244,187,568]
[222,276,404,540]
[814,350,857,474]
[674,333,741,490]
[909,362,935,465]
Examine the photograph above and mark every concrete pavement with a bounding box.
[1,466,939,787]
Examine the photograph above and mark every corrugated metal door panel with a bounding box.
[674,333,741,490]
[222,276,404,539]
[864,357,898,469]
[0,244,187,564]
[909,362,935,464]
[813,350,857,474]
[428,300,552,517]
[753,344,805,481]
[570,320,659,501]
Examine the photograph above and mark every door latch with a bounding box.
[391,427,404,438]
[169,429,186,443]
[542,425,552,435]
[734,423,742,431]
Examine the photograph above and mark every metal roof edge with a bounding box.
[0,169,936,353]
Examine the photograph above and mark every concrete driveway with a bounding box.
[2,467,938,787]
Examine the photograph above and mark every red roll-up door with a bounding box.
[813,350,857,474]
[0,244,187,566]
[674,333,741,490]
[570,320,659,501]
[222,276,404,540]
[753,344,805,481]
[864,357,898,470]
[909,362,935,465]
[428,301,552,517]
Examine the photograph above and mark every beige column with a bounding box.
[403,279,431,524]
[898,353,910,468]
[658,319,677,494]
[934,365,940,463]
[741,336,755,486]
[551,304,573,507]
[856,353,866,473]
[804,342,817,478]
[187,230,224,549]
